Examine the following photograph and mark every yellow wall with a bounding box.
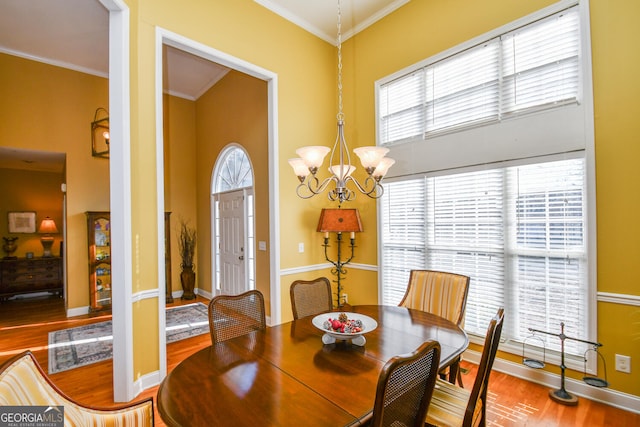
[115,0,340,380]
[590,0,640,397]
[0,54,199,313]
[345,0,639,397]
[194,70,271,311]
[0,169,64,258]
[163,94,197,298]
[3,0,638,400]
[0,53,109,309]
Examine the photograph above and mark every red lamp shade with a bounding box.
[317,208,363,233]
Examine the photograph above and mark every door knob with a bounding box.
[239,255,244,260]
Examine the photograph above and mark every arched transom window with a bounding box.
[215,147,253,193]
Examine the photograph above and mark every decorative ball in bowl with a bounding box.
[312,312,378,346]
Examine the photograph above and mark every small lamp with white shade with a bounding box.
[38,217,58,257]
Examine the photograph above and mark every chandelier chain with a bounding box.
[336,0,344,121]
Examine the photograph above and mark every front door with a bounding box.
[218,190,246,295]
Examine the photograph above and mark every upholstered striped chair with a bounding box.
[399,269,470,386]
[0,351,154,426]
[425,308,505,427]
[290,277,333,319]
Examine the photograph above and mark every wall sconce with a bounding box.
[38,217,59,257]
[317,208,363,307]
[91,107,110,158]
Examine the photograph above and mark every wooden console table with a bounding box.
[0,257,63,301]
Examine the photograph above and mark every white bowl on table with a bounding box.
[311,312,378,346]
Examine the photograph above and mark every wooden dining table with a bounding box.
[157,304,468,427]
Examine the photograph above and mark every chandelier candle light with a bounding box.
[317,208,363,307]
[289,0,394,205]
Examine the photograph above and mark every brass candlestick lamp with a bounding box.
[317,208,363,307]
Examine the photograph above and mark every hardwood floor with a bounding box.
[1,295,638,426]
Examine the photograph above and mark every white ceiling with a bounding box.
[0,0,406,171]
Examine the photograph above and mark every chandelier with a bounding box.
[288,0,394,205]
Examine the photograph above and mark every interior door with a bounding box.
[218,190,246,295]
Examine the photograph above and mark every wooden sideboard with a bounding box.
[0,257,63,301]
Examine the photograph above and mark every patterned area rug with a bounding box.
[48,302,209,374]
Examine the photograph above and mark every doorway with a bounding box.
[212,145,255,296]
[158,30,281,324]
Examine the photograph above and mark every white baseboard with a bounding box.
[132,369,160,402]
[170,288,212,301]
[463,350,640,414]
[67,305,89,317]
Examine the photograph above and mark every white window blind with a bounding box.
[380,158,588,355]
[425,40,500,134]
[507,160,587,355]
[380,179,427,304]
[379,71,425,144]
[378,5,580,146]
[501,8,580,115]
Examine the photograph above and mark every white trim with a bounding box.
[131,288,160,303]
[280,262,378,276]
[98,0,133,403]
[195,288,213,301]
[66,306,89,317]
[267,75,281,325]
[579,0,599,379]
[0,47,109,79]
[349,262,378,272]
[464,350,640,415]
[154,27,169,386]
[133,370,161,401]
[597,292,640,306]
[252,0,410,45]
[155,26,281,340]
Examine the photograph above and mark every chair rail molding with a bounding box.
[597,292,640,307]
[281,262,378,276]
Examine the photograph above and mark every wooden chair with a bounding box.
[425,308,505,427]
[0,350,154,426]
[290,277,333,319]
[366,340,441,427]
[399,269,470,386]
[208,289,266,343]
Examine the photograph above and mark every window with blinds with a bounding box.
[378,5,580,145]
[380,158,588,355]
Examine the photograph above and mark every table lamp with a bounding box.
[38,217,58,257]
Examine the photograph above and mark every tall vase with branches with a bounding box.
[178,219,197,300]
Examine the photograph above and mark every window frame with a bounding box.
[375,0,597,372]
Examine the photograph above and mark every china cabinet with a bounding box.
[86,211,111,313]
[86,211,173,313]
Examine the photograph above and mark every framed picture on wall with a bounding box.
[8,211,37,233]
